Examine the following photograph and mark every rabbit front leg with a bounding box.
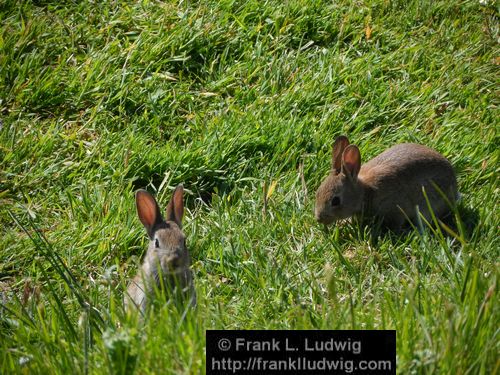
[185,270,196,307]
[380,211,406,233]
[125,274,147,313]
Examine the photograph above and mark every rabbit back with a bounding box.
[360,143,458,229]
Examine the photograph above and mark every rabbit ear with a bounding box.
[136,190,163,239]
[341,145,361,179]
[332,136,350,173]
[166,185,184,228]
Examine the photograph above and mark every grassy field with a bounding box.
[1,0,498,373]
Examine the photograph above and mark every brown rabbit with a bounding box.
[125,186,196,313]
[315,136,458,231]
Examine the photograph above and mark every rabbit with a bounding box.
[125,185,196,313]
[315,135,458,231]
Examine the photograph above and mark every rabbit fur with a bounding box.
[315,136,458,231]
[125,185,196,313]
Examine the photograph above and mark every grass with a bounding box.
[0,0,498,373]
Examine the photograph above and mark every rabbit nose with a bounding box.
[166,252,181,269]
[315,210,333,224]
[315,209,326,223]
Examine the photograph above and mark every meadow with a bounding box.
[0,0,498,373]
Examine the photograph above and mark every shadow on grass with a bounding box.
[322,202,481,250]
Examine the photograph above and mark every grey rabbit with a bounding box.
[315,135,458,231]
[125,185,196,313]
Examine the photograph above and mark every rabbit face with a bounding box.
[315,137,363,225]
[149,224,189,275]
[315,172,363,224]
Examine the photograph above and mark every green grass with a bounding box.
[1,0,498,373]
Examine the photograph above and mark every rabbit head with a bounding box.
[135,186,189,277]
[315,136,364,225]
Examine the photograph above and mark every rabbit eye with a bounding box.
[331,196,340,207]
[155,239,160,248]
